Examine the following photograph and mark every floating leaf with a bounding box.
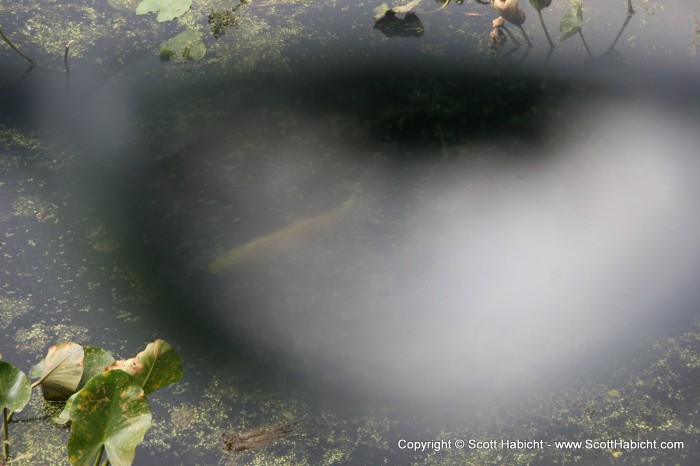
[107,339,183,395]
[529,0,552,11]
[160,30,206,61]
[0,361,31,413]
[67,370,152,466]
[56,347,116,425]
[136,0,193,22]
[36,342,84,402]
[560,0,583,40]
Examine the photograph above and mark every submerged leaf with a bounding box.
[107,339,183,395]
[160,30,206,61]
[136,0,193,22]
[36,342,84,401]
[67,370,152,466]
[0,361,31,412]
[560,0,583,40]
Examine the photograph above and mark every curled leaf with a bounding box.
[107,339,183,395]
[560,0,583,40]
[492,0,526,27]
[36,342,84,401]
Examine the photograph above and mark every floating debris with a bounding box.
[222,422,295,452]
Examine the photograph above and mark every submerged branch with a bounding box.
[0,28,36,65]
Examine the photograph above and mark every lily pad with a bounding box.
[136,0,193,22]
[35,342,84,402]
[160,30,206,61]
[560,0,583,40]
[0,361,31,413]
[67,370,152,466]
[107,339,183,395]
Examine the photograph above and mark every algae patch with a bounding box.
[0,296,32,330]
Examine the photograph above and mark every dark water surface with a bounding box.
[2,1,700,464]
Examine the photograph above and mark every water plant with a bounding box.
[528,0,553,48]
[0,339,182,466]
[491,0,532,47]
[559,0,591,58]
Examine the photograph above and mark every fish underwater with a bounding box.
[207,192,356,273]
[207,168,380,273]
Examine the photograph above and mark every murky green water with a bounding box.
[2,1,700,465]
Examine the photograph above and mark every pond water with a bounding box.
[2,1,700,465]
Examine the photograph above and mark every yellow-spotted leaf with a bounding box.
[67,370,151,466]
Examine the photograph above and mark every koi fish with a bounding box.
[207,190,357,273]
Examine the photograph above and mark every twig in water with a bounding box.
[64,40,74,70]
[0,28,36,65]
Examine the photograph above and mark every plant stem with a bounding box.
[627,0,635,15]
[537,10,554,48]
[501,25,520,47]
[0,28,36,65]
[578,30,593,58]
[2,408,9,464]
[518,25,533,48]
[93,445,104,466]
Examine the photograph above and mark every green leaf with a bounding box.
[55,346,116,425]
[0,361,31,413]
[106,340,183,395]
[67,370,152,466]
[159,30,206,61]
[560,0,583,40]
[36,342,84,401]
[78,346,115,391]
[136,0,193,22]
[529,0,552,11]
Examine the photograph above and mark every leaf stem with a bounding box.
[578,30,593,58]
[517,25,533,48]
[3,408,9,463]
[0,28,36,65]
[93,445,104,466]
[537,10,554,48]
